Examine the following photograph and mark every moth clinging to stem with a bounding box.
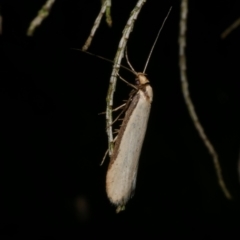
[105,7,172,213]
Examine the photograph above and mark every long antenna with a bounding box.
[143,6,172,74]
[71,48,136,75]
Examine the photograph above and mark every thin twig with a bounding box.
[106,0,147,155]
[221,17,240,39]
[179,0,232,199]
[27,0,56,36]
[82,0,111,51]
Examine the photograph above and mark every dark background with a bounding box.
[1,0,240,238]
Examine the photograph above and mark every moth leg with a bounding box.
[117,73,137,90]
[111,88,137,127]
[113,103,126,112]
[111,103,129,126]
[100,135,118,165]
[113,129,120,134]
[99,103,126,115]
[111,112,124,126]
[125,46,136,72]
[100,149,109,166]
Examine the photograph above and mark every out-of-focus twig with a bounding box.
[82,0,112,51]
[0,5,2,34]
[221,17,240,39]
[103,0,112,27]
[106,0,147,156]
[179,0,232,199]
[27,0,56,36]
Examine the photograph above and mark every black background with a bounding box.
[1,0,240,238]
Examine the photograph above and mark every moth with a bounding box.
[106,9,172,212]
[106,71,153,213]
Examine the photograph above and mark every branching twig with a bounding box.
[221,17,240,39]
[27,0,56,36]
[106,0,147,155]
[82,0,112,51]
[179,0,232,199]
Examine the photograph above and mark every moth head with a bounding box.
[136,72,149,85]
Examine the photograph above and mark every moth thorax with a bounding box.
[137,73,149,85]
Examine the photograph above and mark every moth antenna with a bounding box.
[71,48,135,75]
[143,6,172,74]
[125,46,136,73]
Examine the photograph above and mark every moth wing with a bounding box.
[106,89,152,206]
